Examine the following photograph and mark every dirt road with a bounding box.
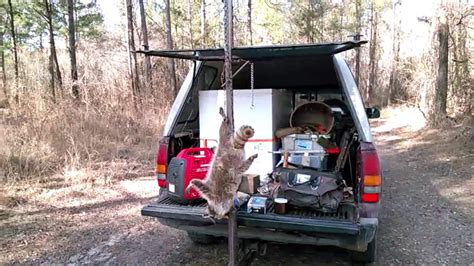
[1,110,473,265]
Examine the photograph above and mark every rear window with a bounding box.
[204,55,339,91]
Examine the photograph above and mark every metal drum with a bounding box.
[290,102,335,134]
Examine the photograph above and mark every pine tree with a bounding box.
[67,0,79,98]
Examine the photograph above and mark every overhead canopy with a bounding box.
[136,40,367,61]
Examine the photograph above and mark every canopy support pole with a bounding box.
[223,0,234,131]
[223,0,237,266]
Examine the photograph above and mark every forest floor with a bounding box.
[1,107,473,265]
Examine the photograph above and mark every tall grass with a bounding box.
[0,41,185,183]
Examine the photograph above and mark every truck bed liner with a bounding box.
[142,196,359,235]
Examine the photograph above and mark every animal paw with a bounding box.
[185,184,192,193]
[219,107,226,120]
[185,180,197,193]
[250,153,258,160]
[202,213,216,224]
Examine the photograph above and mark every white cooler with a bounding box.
[199,89,292,179]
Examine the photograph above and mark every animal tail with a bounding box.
[233,125,255,149]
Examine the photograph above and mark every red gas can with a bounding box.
[166,147,214,202]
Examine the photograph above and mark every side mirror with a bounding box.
[366,107,380,119]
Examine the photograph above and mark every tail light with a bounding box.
[155,137,170,188]
[359,142,381,203]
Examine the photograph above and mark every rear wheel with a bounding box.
[351,236,377,264]
[187,232,218,244]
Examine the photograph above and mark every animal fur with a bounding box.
[186,107,257,219]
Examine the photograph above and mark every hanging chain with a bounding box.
[250,62,255,109]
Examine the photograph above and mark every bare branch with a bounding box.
[34,8,48,21]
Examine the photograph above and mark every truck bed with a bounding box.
[142,195,359,235]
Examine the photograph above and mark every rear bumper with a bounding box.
[142,200,378,252]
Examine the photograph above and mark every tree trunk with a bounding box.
[318,3,325,42]
[431,21,449,126]
[39,33,43,50]
[7,0,18,84]
[44,0,56,99]
[307,0,314,43]
[389,0,401,106]
[44,0,63,94]
[354,0,361,87]
[247,0,253,45]
[200,0,206,47]
[67,0,79,98]
[53,40,63,92]
[138,0,151,84]
[125,0,140,98]
[367,0,378,103]
[52,3,63,93]
[451,1,470,114]
[0,15,7,99]
[165,0,177,96]
[188,0,194,48]
[339,1,344,41]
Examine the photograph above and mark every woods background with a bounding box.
[0,0,472,183]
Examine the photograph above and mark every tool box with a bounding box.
[166,147,214,203]
[280,134,327,169]
[246,196,268,214]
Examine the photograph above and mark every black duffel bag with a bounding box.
[275,167,344,213]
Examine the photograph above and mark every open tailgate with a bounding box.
[142,196,360,235]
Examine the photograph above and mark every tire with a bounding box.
[187,232,218,244]
[351,236,377,264]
